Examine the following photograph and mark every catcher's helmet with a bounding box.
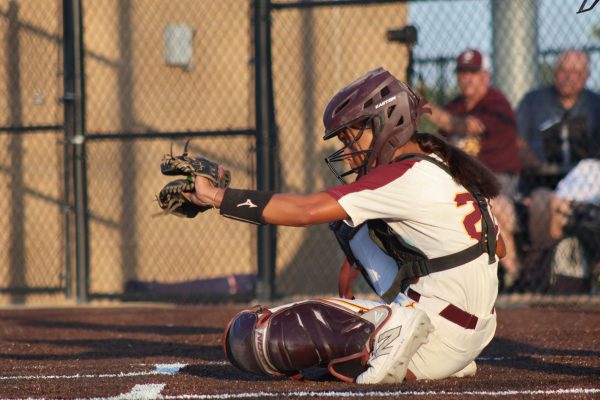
[323,67,429,181]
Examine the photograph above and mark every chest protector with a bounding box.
[368,154,497,303]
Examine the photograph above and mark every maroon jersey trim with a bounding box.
[325,158,421,200]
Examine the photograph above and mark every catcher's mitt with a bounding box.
[160,141,231,188]
[155,141,231,218]
[156,178,208,218]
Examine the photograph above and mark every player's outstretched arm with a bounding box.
[262,192,347,226]
[188,175,348,227]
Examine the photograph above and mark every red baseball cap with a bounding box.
[456,49,490,72]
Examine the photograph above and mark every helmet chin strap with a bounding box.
[364,113,385,173]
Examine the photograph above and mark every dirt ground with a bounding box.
[0,302,598,399]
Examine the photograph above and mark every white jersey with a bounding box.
[325,154,499,318]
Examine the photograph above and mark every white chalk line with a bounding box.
[0,357,585,381]
[87,384,167,400]
[2,360,598,400]
[477,355,593,361]
[159,388,600,399]
[0,363,188,381]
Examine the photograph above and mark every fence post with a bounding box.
[7,1,25,303]
[63,0,89,303]
[254,0,277,302]
[491,0,539,108]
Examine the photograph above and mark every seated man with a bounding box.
[514,50,600,292]
[517,50,600,194]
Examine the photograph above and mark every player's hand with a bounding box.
[186,166,225,208]
[160,143,231,213]
[338,258,361,299]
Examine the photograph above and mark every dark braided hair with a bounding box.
[411,132,501,199]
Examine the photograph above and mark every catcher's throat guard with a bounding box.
[222,300,392,382]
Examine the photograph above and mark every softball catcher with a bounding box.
[157,67,505,383]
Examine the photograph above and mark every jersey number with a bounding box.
[454,192,482,240]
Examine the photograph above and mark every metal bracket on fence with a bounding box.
[56,134,85,145]
[62,203,73,214]
[59,92,79,103]
[70,135,85,145]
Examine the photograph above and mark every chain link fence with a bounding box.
[81,0,257,301]
[0,0,66,304]
[1,0,599,303]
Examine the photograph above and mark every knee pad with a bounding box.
[222,300,391,381]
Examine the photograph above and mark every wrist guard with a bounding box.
[220,188,275,225]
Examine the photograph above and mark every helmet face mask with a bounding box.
[324,117,374,183]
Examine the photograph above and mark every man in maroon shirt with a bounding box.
[424,49,521,287]
[425,49,521,195]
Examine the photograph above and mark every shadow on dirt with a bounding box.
[184,364,340,382]
[480,337,600,378]
[2,338,223,361]
[6,316,222,335]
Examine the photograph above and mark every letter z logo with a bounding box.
[371,326,402,359]
[237,199,258,208]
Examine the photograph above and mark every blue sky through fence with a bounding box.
[408,0,600,91]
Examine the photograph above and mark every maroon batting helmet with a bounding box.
[323,67,429,181]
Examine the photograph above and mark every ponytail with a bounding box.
[412,133,501,199]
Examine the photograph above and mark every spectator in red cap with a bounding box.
[423,48,521,288]
[424,49,521,188]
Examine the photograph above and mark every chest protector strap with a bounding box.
[369,153,497,304]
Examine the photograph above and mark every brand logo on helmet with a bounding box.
[375,96,397,109]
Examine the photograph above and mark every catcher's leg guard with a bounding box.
[356,304,433,384]
[222,300,392,381]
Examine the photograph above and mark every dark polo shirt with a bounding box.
[444,88,521,174]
